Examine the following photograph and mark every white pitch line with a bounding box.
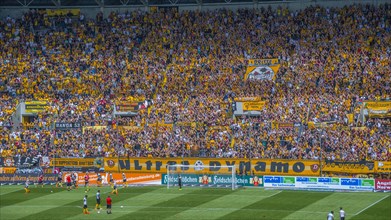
[265,190,282,197]
[354,194,390,216]
[102,192,279,197]
[89,208,326,214]
[7,191,283,210]
[11,204,326,214]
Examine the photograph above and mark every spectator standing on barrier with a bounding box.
[339,207,345,220]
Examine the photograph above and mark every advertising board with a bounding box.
[0,174,57,185]
[264,176,374,191]
[375,179,391,191]
[161,174,263,187]
[62,172,161,185]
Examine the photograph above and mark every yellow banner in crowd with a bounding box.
[364,101,391,118]
[82,126,107,132]
[176,122,196,127]
[271,122,294,129]
[346,114,354,124]
[244,59,280,81]
[25,101,48,113]
[364,101,391,110]
[242,101,266,111]
[0,167,17,174]
[116,101,139,112]
[50,158,96,167]
[374,161,391,173]
[322,161,374,173]
[104,158,320,176]
[118,126,143,131]
[234,97,262,102]
[46,9,80,16]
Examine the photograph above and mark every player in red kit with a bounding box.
[106,196,112,214]
[84,173,90,193]
[66,174,72,191]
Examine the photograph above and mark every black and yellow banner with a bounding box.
[104,158,320,176]
[244,59,280,81]
[25,101,47,113]
[323,160,374,174]
[374,161,391,173]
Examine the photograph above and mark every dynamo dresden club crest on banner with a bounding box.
[244,59,281,81]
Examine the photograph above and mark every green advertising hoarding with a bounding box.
[361,179,374,186]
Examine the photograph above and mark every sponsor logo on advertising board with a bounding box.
[0,174,57,184]
[61,172,161,185]
[161,174,263,187]
[375,179,391,191]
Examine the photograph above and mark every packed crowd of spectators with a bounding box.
[0,4,390,162]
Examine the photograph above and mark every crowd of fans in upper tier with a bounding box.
[0,4,390,162]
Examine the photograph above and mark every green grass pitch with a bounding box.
[0,185,390,220]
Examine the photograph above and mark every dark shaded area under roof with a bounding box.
[0,0,306,7]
